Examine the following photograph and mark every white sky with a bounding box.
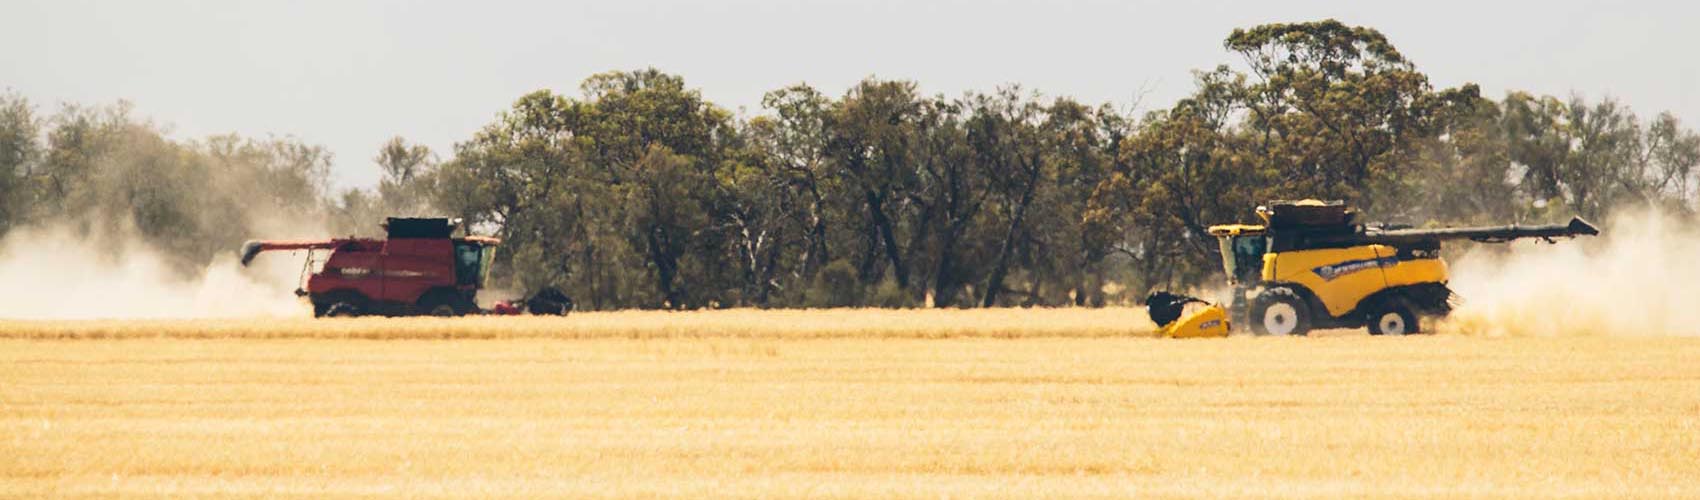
[4,0,1696,190]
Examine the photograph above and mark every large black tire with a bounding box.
[313,291,368,318]
[322,302,362,318]
[1365,300,1420,336]
[417,289,474,317]
[1250,287,1312,336]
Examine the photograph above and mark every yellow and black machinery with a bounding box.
[1150,200,1599,337]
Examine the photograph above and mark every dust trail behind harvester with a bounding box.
[1442,207,1700,337]
[0,227,308,320]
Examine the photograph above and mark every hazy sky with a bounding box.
[4,0,1696,190]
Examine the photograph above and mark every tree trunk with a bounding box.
[932,229,960,308]
[797,179,829,280]
[756,241,781,306]
[801,206,828,278]
[981,176,1038,307]
[865,190,909,288]
[645,225,683,309]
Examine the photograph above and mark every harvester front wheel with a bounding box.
[1366,301,1419,336]
[417,289,474,317]
[322,302,361,318]
[313,291,368,318]
[1251,288,1311,337]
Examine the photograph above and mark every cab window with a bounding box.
[453,243,483,286]
[1219,235,1267,284]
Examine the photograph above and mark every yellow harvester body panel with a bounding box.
[1207,224,1265,237]
[1380,252,1448,289]
[1263,244,1449,318]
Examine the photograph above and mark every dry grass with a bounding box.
[0,307,1156,340]
[3,311,1699,498]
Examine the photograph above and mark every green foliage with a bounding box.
[0,92,41,234]
[868,278,913,309]
[374,136,437,215]
[805,259,862,308]
[6,20,1699,308]
[0,99,335,274]
[431,70,739,309]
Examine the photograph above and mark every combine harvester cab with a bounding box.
[1150,200,1599,338]
[240,217,569,318]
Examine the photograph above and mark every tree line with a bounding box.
[2,20,1696,308]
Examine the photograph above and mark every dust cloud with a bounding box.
[1441,207,1700,337]
[0,227,309,320]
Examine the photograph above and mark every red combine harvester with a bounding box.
[240,217,569,317]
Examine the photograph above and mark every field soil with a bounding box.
[3,311,1698,498]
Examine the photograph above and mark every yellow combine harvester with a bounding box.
[1150,200,1599,337]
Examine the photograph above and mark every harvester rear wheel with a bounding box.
[1251,288,1311,337]
[1366,301,1419,336]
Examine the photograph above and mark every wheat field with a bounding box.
[0,307,1157,340]
[3,309,1699,498]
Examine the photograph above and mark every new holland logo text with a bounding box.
[1312,257,1398,281]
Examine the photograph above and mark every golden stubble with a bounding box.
[2,314,1698,498]
[0,307,1157,340]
